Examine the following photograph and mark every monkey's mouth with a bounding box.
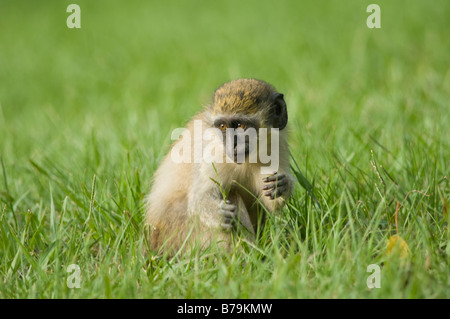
[228,143,250,164]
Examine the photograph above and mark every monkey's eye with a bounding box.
[236,123,246,130]
[219,123,227,131]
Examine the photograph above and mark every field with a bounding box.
[0,0,449,298]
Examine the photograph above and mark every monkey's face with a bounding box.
[212,79,288,130]
[210,79,288,165]
[213,116,259,164]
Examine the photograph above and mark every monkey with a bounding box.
[145,78,294,255]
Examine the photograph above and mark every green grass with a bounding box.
[0,0,449,298]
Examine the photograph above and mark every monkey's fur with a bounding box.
[145,79,293,254]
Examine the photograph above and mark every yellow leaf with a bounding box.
[386,235,411,259]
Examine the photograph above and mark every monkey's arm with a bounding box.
[188,167,255,243]
[260,171,294,212]
[220,194,255,240]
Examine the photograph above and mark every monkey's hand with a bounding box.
[218,200,237,231]
[263,172,290,200]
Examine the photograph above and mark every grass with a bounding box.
[0,0,449,298]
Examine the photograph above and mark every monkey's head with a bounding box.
[210,79,288,163]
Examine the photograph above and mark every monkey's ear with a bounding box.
[270,92,288,130]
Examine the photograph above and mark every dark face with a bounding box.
[213,116,259,163]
